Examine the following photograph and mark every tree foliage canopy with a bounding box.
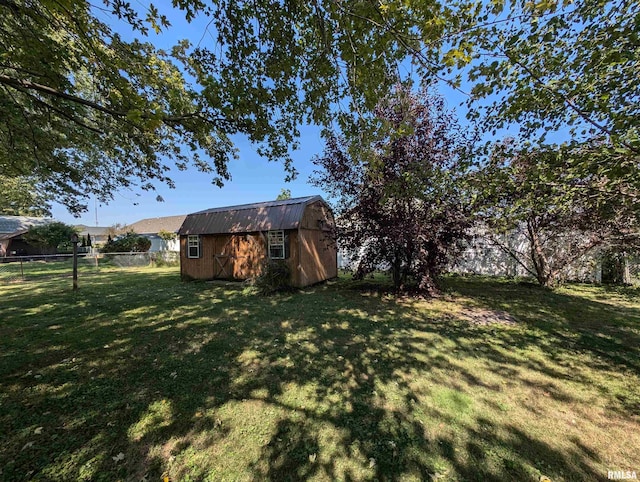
[461,0,639,148]
[0,0,413,214]
[1,0,637,214]
[23,221,77,252]
[275,188,292,201]
[0,175,52,216]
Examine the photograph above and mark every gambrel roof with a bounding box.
[179,196,324,235]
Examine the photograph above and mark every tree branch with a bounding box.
[20,89,105,135]
[0,74,214,125]
[0,85,42,173]
[502,49,640,154]
[487,233,537,278]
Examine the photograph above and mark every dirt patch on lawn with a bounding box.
[456,307,519,326]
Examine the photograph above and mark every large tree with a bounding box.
[478,142,640,286]
[0,175,52,216]
[313,85,472,294]
[23,221,77,253]
[2,0,636,215]
[0,0,419,214]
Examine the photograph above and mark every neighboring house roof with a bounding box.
[180,195,324,235]
[0,215,53,234]
[74,225,110,237]
[0,229,28,241]
[125,215,187,235]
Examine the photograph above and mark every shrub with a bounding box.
[23,222,77,254]
[101,231,151,253]
[253,260,292,294]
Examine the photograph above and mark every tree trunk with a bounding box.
[392,252,402,293]
[402,244,413,290]
[527,218,554,286]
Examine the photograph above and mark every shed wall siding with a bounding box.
[300,200,335,230]
[298,228,337,287]
[180,235,216,279]
[180,231,304,283]
[288,231,301,287]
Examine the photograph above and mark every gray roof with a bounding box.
[180,196,324,235]
[0,229,28,241]
[125,215,187,235]
[74,225,110,236]
[0,216,53,234]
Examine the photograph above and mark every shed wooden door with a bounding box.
[213,235,234,279]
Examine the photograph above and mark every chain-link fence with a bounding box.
[0,251,179,283]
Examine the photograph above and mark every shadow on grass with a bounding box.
[0,270,637,480]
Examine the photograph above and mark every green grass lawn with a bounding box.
[0,257,98,282]
[1,268,638,481]
[0,254,165,283]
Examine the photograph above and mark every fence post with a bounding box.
[71,233,79,291]
[20,257,24,280]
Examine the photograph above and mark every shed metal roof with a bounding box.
[179,196,323,235]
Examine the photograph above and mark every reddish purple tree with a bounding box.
[313,85,473,294]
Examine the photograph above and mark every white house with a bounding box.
[123,215,186,252]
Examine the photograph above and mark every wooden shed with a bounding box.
[178,196,337,287]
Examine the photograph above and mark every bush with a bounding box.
[100,231,151,253]
[23,222,77,254]
[253,260,293,295]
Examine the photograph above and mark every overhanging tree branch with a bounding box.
[19,89,105,135]
[502,49,640,155]
[487,233,537,278]
[0,74,215,125]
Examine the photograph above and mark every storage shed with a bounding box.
[178,196,337,287]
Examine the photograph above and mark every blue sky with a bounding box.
[52,123,328,226]
[49,3,496,227]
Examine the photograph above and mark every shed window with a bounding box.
[268,230,286,259]
[187,235,200,258]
